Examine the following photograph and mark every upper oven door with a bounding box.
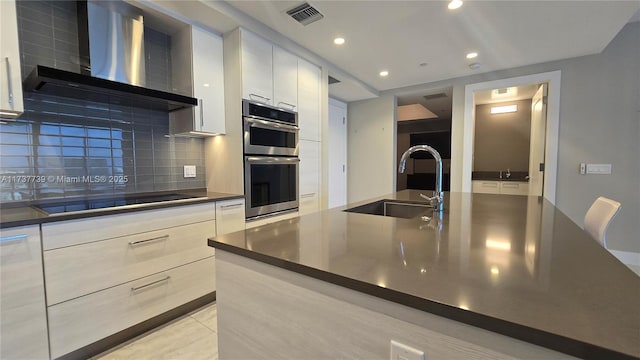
[244,117,299,156]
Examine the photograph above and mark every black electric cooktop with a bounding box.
[35,193,201,215]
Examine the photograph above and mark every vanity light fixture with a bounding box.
[448,0,463,10]
[333,37,345,45]
[379,70,389,77]
[490,104,518,114]
[466,52,478,59]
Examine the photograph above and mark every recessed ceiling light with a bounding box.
[379,70,389,77]
[448,0,463,10]
[466,52,478,59]
[469,62,481,70]
[333,37,345,45]
[419,62,428,67]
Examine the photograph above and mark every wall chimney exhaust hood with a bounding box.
[23,65,196,111]
[22,1,197,112]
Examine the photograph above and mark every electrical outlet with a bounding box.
[586,163,612,175]
[390,340,424,360]
[183,165,196,178]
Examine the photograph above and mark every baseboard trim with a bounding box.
[56,292,216,360]
[609,250,640,266]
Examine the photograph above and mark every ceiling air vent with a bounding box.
[423,93,448,100]
[287,2,324,26]
[328,75,341,85]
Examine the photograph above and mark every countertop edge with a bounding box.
[208,239,639,360]
[0,193,244,229]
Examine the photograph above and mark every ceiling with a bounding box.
[474,84,540,105]
[226,1,640,98]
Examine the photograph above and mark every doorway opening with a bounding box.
[471,83,548,197]
[459,71,561,204]
[396,87,453,192]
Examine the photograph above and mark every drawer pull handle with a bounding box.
[300,193,316,198]
[0,234,27,243]
[128,235,169,247]
[220,203,243,209]
[131,276,171,293]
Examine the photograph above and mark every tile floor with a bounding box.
[92,303,218,360]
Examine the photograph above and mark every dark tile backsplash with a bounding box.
[1,1,205,202]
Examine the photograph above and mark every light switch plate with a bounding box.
[586,163,612,175]
[183,165,196,178]
[390,340,425,360]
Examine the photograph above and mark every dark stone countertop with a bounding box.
[0,189,244,229]
[208,190,640,359]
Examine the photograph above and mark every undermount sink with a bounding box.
[344,200,432,219]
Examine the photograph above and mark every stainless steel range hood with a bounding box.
[23,0,196,112]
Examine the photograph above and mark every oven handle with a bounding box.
[246,156,300,164]
[244,117,299,132]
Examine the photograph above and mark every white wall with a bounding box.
[347,95,397,203]
[382,22,640,253]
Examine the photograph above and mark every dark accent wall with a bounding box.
[396,118,452,191]
[0,1,204,202]
[473,99,531,172]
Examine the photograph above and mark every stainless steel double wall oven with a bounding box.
[243,100,299,219]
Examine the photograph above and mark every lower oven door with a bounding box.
[244,156,299,219]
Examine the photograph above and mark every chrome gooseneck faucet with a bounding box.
[398,145,444,212]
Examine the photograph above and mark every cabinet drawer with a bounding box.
[48,256,215,359]
[472,181,500,194]
[500,182,529,195]
[0,225,50,360]
[42,202,216,250]
[216,199,246,236]
[44,220,215,305]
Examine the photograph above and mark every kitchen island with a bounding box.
[208,190,639,359]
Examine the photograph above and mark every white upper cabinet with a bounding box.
[241,30,274,105]
[171,25,225,136]
[192,26,225,134]
[297,57,321,141]
[240,30,299,111]
[0,0,24,120]
[273,46,298,111]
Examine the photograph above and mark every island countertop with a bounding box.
[208,190,640,359]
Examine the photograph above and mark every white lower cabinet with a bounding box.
[472,180,529,195]
[499,181,529,195]
[44,220,216,305]
[299,192,319,215]
[42,202,218,358]
[299,139,321,215]
[472,180,500,194]
[48,256,215,358]
[0,225,49,360]
[216,198,246,235]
